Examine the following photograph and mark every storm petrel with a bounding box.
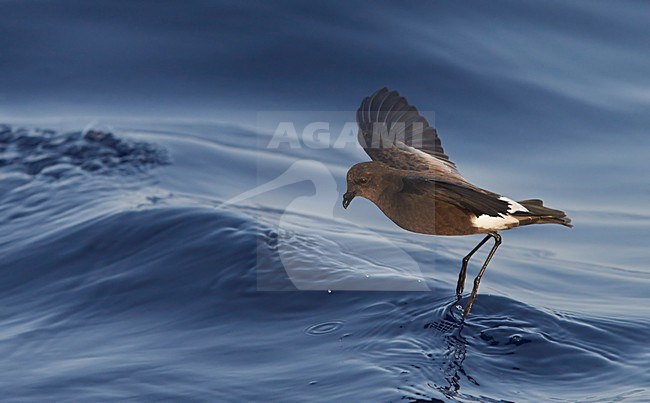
[342,88,572,319]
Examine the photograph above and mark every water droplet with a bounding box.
[327,289,332,293]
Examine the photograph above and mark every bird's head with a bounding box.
[343,161,399,209]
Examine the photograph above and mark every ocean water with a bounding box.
[1,1,649,402]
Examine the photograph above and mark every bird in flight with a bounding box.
[342,87,572,319]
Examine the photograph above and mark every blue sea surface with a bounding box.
[1,1,649,401]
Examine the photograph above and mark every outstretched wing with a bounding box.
[356,87,463,180]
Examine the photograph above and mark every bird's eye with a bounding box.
[357,177,368,185]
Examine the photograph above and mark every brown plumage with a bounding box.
[343,88,572,319]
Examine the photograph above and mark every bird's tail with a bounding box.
[516,199,573,228]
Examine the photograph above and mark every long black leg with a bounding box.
[462,233,501,320]
[456,234,493,297]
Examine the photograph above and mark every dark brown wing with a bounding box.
[356,87,462,179]
[400,175,509,217]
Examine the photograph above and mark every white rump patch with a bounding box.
[472,214,519,231]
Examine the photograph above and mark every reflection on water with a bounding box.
[426,316,474,401]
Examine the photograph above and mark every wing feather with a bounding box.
[400,175,509,217]
[356,88,462,180]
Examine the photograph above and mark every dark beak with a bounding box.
[342,191,356,209]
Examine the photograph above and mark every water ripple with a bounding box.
[304,321,344,336]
